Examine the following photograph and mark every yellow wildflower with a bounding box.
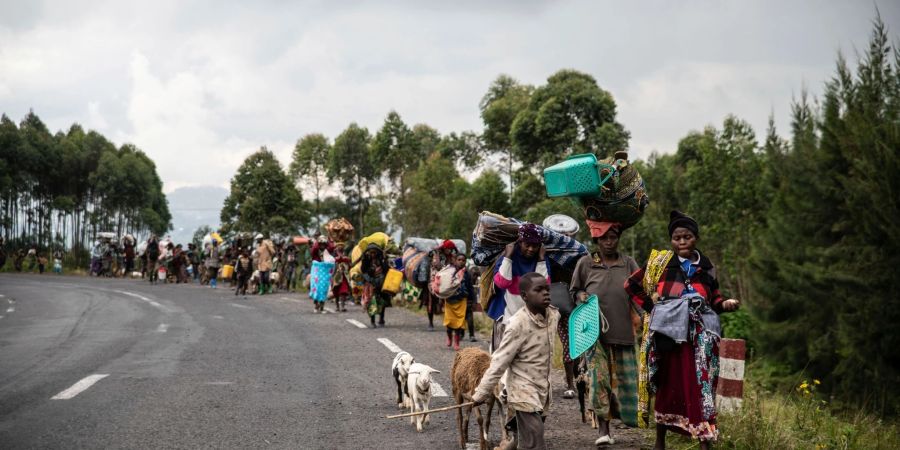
[813,379,821,385]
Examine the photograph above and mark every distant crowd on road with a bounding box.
[0,237,64,275]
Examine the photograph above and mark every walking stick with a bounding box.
[385,402,476,419]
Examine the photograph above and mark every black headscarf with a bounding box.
[668,210,700,238]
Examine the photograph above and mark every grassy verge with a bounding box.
[661,375,900,450]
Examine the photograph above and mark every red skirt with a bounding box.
[332,279,350,297]
[653,342,718,441]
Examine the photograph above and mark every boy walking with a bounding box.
[473,272,559,450]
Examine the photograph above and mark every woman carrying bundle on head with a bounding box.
[569,221,641,446]
[331,243,352,312]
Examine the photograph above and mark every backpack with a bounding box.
[430,265,464,299]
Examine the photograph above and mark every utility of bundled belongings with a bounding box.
[470,211,589,313]
[550,152,647,358]
[469,150,648,358]
[309,218,356,303]
[399,238,468,304]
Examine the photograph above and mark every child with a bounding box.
[235,250,252,296]
[331,244,351,312]
[443,254,471,350]
[466,265,481,342]
[473,272,558,450]
[37,254,48,274]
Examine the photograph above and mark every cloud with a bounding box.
[1,0,897,197]
[619,61,828,158]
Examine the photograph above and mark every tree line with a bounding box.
[0,112,171,261]
[629,18,898,415]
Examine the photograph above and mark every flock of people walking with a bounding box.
[2,149,742,449]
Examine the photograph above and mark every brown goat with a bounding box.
[451,347,496,450]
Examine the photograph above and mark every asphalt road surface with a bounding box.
[0,274,647,449]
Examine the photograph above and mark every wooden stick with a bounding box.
[385,402,476,419]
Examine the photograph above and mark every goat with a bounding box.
[406,362,440,432]
[451,348,496,450]
[248,270,261,294]
[391,351,415,408]
[270,271,280,289]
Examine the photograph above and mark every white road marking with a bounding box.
[213,315,225,319]
[229,303,252,309]
[431,382,449,398]
[323,307,335,314]
[51,374,109,400]
[346,319,368,329]
[116,290,168,312]
[6,307,13,313]
[466,443,480,450]
[156,323,169,333]
[377,338,403,353]
[0,315,4,319]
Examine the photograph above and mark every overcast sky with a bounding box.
[2,1,897,194]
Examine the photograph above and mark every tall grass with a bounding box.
[665,376,900,450]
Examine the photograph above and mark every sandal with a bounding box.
[563,389,576,399]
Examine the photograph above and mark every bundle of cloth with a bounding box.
[470,211,587,268]
[325,217,355,244]
[471,211,588,311]
[349,231,396,280]
[202,232,223,247]
[576,153,649,229]
[401,237,468,290]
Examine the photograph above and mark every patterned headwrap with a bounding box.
[439,239,457,251]
[517,223,542,244]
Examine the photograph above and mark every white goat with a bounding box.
[407,362,440,432]
[391,351,415,408]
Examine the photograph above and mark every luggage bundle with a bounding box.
[310,260,335,302]
[325,218,355,244]
[470,212,587,269]
[542,151,649,230]
[430,265,465,299]
[401,237,468,289]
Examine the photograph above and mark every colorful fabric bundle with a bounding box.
[470,211,587,268]
[325,218,355,243]
[310,260,335,302]
[578,157,649,229]
[636,249,673,428]
[400,279,421,305]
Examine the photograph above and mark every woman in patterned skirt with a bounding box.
[625,211,741,450]
[570,221,640,446]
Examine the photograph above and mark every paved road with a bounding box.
[0,274,646,449]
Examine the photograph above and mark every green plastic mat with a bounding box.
[569,294,600,360]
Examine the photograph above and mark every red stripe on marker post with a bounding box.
[716,338,746,412]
